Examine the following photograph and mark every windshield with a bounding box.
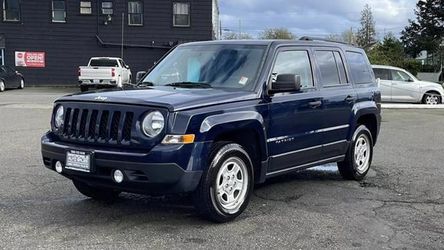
[142,44,267,91]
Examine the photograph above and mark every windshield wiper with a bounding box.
[137,81,154,87]
[165,82,212,89]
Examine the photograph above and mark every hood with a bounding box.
[57,86,259,111]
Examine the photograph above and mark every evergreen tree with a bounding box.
[356,4,376,48]
[401,0,444,57]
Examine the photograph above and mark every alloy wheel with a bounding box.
[214,156,249,214]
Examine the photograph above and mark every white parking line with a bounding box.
[382,103,444,109]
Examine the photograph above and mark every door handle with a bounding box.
[308,100,322,108]
[344,95,356,103]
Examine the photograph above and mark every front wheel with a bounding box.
[0,80,5,92]
[73,180,120,202]
[193,142,254,222]
[338,125,373,181]
[422,92,442,105]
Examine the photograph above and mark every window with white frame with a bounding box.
[52,0,66,22]
[173,2,190,27]
[101,1,113,15]
[3,0,20,21]
[128,1,143,26]
[80,1,92,15]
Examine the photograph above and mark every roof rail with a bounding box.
[299,36,354,46]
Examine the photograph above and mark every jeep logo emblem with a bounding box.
[94,96,108,101]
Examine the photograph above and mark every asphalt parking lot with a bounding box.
[1,88,443,249]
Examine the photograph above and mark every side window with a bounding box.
[52,0,66,23]
[271,50,314,89]
[391,70,412,82]
[373,68,390,80]
[333,52,347,83]
[315,51,340,85]
[3,0,20,21]
[345,51,373,84]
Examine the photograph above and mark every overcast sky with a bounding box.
[219,0,418,38]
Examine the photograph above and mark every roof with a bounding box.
[180,39,360,50]
[89,57,122,60]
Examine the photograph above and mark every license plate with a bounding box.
[93,79,100,84]
[65,150,91,172]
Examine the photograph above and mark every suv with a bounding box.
[41,39,381,222]
[373,65,444,105]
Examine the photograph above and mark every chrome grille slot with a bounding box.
[57,104,137,146]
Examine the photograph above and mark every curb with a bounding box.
[381,104,444,109]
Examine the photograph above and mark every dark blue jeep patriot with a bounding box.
[41,39,381,222]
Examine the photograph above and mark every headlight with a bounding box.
[54,105,64,128]
[142,111,165,137]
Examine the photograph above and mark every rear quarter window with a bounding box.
[345,51,374,84]
[89,59,119,67]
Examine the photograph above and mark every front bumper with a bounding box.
[41,132,204,195]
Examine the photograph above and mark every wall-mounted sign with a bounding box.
[15,51,46,68]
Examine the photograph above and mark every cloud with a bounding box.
[219,0,417,38]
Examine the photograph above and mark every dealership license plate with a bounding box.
[65,150,91,172]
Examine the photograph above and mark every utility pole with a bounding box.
[121,12,124,59]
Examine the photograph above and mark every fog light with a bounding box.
[113,170,124,183]
[55,161,63,173]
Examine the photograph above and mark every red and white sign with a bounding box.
[15,51,46,68]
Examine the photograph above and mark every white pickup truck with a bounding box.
[78,57,132,92]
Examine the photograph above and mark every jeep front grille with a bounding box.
[59,107,135,146]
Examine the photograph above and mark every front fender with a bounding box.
[198,111,268,161]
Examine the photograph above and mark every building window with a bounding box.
[2,0,21,22]
[80,1,92,15]
[101,1,113,15]
[173,2,190,27]
[128,1,143,26]
[52,0,66,23]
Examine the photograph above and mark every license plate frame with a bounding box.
[65,150,93,173]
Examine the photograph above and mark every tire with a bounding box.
[80,85,89,92]
[338,125,374,181]
[0,80,5,92]
[422,92,441,105]
[18,78,25,89]
[73,180,120,202]
[193,142,254,223]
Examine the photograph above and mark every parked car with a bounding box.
[372,65,444,105]
[78,57,132,92]
[0,65,24,92]
[42,39,381,222]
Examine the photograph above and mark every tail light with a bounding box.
[78,67,81,76]
[111,68,115,77]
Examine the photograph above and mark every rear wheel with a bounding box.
[0,80,4,92]
[18,78,24,89]
[193,142,253,222]
[80,85,89,92]
[73,180,120,202]
[422,92,441,105]
[338,125,373,181]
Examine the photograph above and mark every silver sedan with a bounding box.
[372,65,444,104]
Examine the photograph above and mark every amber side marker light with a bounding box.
[162,134,195,144]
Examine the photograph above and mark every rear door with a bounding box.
[266,47,325,174]
[373,68,392,102]
[314,49,355,158]
[390,69,420,102]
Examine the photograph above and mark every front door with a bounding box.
[390,69,420,102]
[266,48,324,174]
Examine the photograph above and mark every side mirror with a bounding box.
[407,78,414,82]
[136,71,147,83]
[269,74,301,94]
